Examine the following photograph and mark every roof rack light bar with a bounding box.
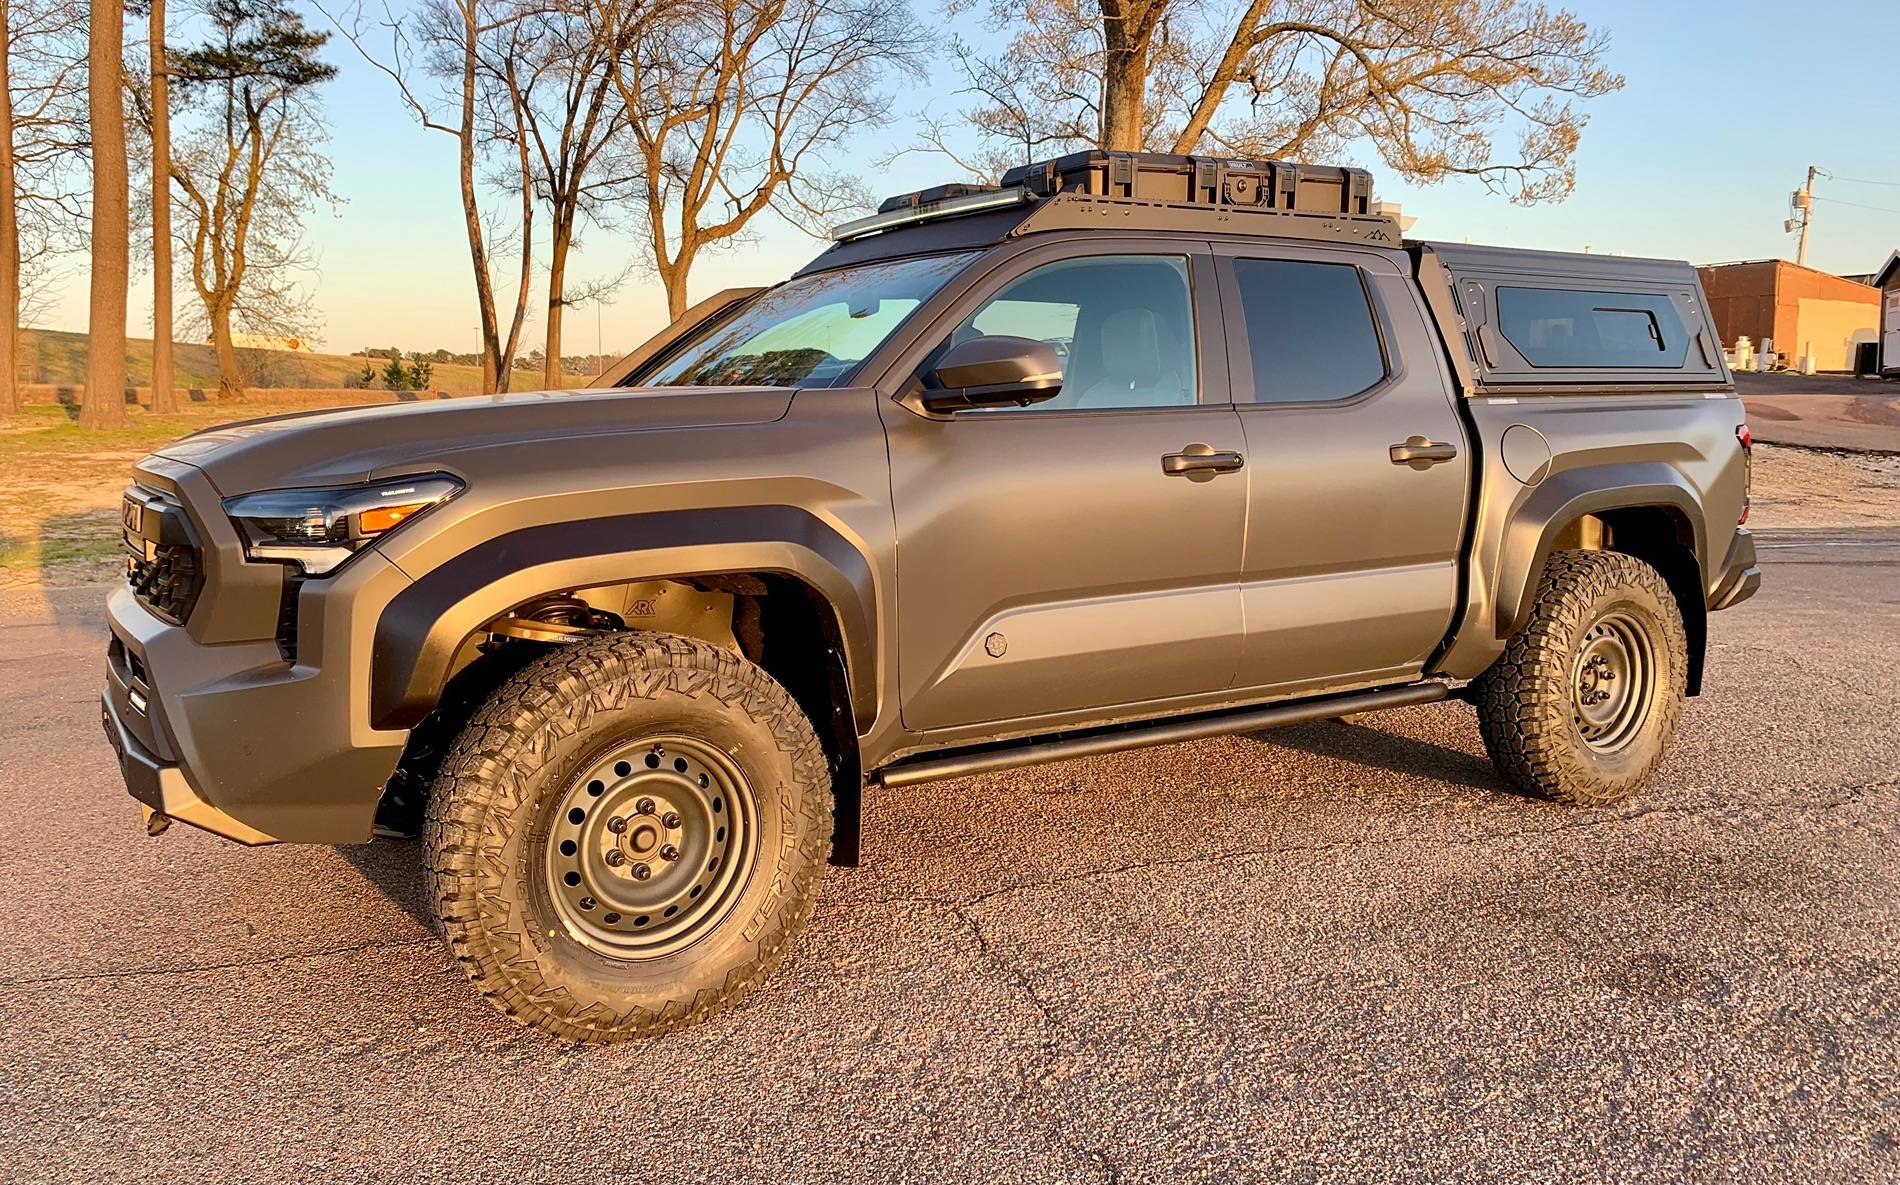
[830,187,1030,242]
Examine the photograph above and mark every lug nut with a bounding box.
[659,844,680,862]
[631,863,652,881]
[605,850,626,867]
[607,817,627,834]
[636,797,655,815]
[661,812,681,829]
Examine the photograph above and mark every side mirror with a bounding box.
[920,335,1063,412]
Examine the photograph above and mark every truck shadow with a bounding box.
[1245,719,1518,796]
[334,839,435,932]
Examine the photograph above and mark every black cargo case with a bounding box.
[1000,150,1373,217]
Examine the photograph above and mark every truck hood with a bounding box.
[151,386,795,494]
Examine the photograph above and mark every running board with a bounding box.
[871,682,1452,789]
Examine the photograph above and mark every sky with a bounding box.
[42,0,1900,357]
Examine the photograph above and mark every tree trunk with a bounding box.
[662,258,690,321]
[542,212,572,390]
[0,0,19,418]
[209,302,244,402]
[148,0,177,413]
[455,6,503,393]
[84,0,129,427]
[1098,1,1151,151]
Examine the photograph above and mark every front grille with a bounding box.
[123,487,204,625]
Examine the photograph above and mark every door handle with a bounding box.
[1388,436,1459,469]
[1162,444,1245,478]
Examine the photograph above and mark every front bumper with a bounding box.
[1710,527,1760,611]
[101,692,276,844]
[102,552,414,845]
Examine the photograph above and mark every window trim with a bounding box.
[1214,250,1396,410]
[1492,284,1691,371]
[1450,272,1725,385]
[876,235,1233,419]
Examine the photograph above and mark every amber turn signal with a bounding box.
[359,503,427,534]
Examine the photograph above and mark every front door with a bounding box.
[881,245,1248,733]
[1212,243,1471,695]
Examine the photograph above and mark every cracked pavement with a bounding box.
[1,530,1896,1184]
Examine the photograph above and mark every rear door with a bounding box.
[1213,242,1470,695]
[880,241,1248,732]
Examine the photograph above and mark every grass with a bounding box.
[0,395,386,588]
[18,327,597,396]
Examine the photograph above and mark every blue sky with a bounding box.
[49,0,1900,356]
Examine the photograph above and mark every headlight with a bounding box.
[223,475,463,575]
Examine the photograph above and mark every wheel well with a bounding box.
[376,572,864,861]
[1555,507,1707,697]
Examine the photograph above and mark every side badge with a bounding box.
[984,632,1008,659]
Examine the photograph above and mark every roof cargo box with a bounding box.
[1000,150,1373,217]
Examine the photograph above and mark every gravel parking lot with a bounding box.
[1,530,1896,1184]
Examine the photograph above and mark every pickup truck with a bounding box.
[103,150,1760,1042]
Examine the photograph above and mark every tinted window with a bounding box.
[1496,287,1689,368]
[943,255,1197,411]
[1231,259,1386,402]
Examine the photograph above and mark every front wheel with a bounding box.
[426,632,831,1042]
[1474,550,1689,806]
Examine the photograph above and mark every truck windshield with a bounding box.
[640,252,977,388]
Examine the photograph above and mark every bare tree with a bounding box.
[500,4,636,390]
[1,0,86,413]
[944,0,1622,202]
[599,0,924,318]
[162,0,338,401]
[84,0,129,426]
[147,0,177,411]
[0,0,20,416]
[328,0,538,392]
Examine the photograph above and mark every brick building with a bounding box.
[1696,259,1879,372]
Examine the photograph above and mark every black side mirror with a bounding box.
[920,335,1063,412]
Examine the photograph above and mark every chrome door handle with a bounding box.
[1162,444,1246,478]
[1388,436,1459,469]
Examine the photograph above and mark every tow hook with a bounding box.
[142,806,174,837]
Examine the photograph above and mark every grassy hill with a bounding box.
[18,328,595,395]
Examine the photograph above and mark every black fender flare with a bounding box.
[1495,461,1710,639]
[369,506,878,732]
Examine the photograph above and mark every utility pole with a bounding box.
[1786,165,1817,267]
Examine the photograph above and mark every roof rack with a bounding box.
[831,150,1399,247]
[830,186,1024,242]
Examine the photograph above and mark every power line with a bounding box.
[1813,195,1900,216]
[1826,174,1900,188]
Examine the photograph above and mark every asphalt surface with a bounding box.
[2,531,1896,1184]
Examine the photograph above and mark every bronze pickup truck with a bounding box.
[103,150,1758,1041]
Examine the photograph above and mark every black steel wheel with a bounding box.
[1474,549,1688,806]
[427,631,831,1042]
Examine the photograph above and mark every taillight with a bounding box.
[1737,424,1752,524]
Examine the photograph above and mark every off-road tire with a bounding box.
[425,631,831,1042]
[1474,550,1688,806]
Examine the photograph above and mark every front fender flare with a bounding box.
[369,506,878,732]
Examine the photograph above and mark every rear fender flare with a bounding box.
[369,506,877,732]
[1496,462,1710,639]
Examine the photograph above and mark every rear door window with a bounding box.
[1496,287,1689,369]
[1229,259,1387,403]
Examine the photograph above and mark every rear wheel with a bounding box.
[426,631,831,1042]
[1474,550,1688,805]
